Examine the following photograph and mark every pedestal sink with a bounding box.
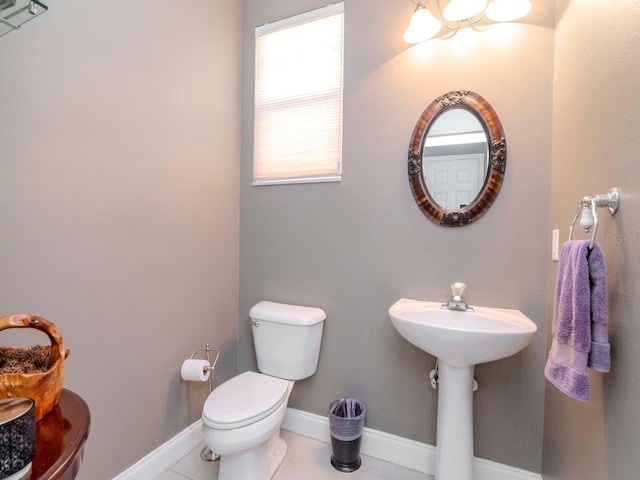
[388,298,537,480]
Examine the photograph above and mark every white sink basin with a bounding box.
[389,298,537,367]
[389,297,537,479]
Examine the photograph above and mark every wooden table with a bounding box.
[24,389,91,480]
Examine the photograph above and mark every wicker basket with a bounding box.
[0,314,69,421]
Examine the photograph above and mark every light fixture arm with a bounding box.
[436,0,488,28]
[436,0,462,30]
[466,7,488,24]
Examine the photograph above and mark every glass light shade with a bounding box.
[485,0,531,21]
[443,0,487,21]
[403,6,442,44]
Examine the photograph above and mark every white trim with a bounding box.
[282,407,543,480]
[255,2,344,36]
[425,132,487,147]
[252,175,342,186]
[113,408,543,480]
[112,420,204,480]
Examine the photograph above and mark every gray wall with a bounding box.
[0,1,241,478]
[5,1,636,478]
[240,0,554,473]
[542,1,640,479]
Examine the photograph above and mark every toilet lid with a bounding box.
[202,371,290,430]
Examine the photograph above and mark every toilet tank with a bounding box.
[250,301,326,380]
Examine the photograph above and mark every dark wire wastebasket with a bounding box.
[329,398,366,472]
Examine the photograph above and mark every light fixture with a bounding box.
[403,0,532,44]
[443,0,487,21]
[485,0,532,22]
[403,4,442,44]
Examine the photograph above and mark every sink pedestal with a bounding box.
[388,298,538,480]
[435,362,474,480]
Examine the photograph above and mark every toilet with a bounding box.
[202,301,326,480]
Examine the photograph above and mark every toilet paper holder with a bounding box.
[189,343,220,394]
[189,343,221,463]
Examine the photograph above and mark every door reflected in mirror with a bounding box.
[423,109,488,210]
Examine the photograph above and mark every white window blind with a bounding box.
[253,3,344,185]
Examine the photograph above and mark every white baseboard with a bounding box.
[282,407,542,480]
[113,408,542,480]
[112,420,204,480]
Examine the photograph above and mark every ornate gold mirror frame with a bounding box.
[408,90,506,227]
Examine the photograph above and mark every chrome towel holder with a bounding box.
[568,187,620,249]
[0,0,48,38]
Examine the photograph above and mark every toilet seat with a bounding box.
[203,371,290,430]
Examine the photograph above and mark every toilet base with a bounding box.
[217,434,287,480]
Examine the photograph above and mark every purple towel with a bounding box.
[544,240,610,401]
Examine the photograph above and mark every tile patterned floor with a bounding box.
[158,430,432,480]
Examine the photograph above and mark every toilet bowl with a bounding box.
[201,301,326,480]
[203,372,293,479]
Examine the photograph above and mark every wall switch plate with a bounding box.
[552,229,559,261]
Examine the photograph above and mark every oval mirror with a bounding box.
[408,90,506,227]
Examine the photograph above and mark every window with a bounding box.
[253,3,344,185]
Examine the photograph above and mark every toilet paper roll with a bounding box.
[181,359,211,382]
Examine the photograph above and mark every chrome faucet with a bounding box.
[441,282,474,312]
